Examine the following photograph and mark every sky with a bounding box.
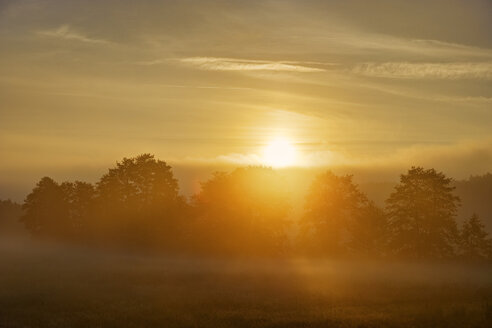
[1,0,491,199]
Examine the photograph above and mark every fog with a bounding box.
[1,236,491,327]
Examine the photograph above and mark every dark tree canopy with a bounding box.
[346,202,388,256]
[0,199,23,235]
[192,167,291,255]
[386,167,460,259]
[61,181,95,237]
[97,154,179,208]
[21,177,70,237]
[0,199,22,220]
[21,155,187,247]
[459,214,492,261]
[301,171,382,255]
[455,173,492,234]
[22,178,95,238]
[17,155,491,261]
[94,154,186,246]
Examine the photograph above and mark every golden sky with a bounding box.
[1,0,491,197]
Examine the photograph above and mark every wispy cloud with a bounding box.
[36,25,109,45]
[176,153,262,166]
[352,62,492,79]
[327,31,492,58]
[410,39,492,58]
[180,139,492,178]
[178,57,327,72]
[369,139,492,178]
[136,59,167,66]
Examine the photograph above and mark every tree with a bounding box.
[97,154,179,207]
[192,167,291,255]
[21,177,70,237]
[346,202,389,256]
[60,181,95,238]
[0,199,23,235]
[94,154,186,246]
[22,178,95,239]
[455,173,492,234]
[459,214,492,261]
[386,167,460,259]
[301,171,377,255]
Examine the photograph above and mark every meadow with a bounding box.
[2,1,492,326]
[1,239,491,328]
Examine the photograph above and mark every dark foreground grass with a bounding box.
[0,240,491,327]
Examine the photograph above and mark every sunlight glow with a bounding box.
[262,137,297,168]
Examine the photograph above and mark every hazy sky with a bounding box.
[1,0,491,198]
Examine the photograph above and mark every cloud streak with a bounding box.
[179,57,326,72]
[352,62,492,80]
[37,25,109,45]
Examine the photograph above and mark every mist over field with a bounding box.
[1,0,492,326]
[1,156,492,327]
[1,237,492,328]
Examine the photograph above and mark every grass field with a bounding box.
[1,239,491,327]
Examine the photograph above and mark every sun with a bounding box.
[262,137,297,168]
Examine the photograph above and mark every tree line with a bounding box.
[16,154,492,260]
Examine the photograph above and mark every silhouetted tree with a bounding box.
[346,202,389,256]
[0,199,22,220]
[386,167,460,259]
[94,154,187,247]
[455,173,492,234]
[192,167,291,255]
[459,214,492,261]
[61,181,95,238]
[21,154,492,262]
[301,171,379,256]
[21,177,70,237]
[0,199,23,235]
